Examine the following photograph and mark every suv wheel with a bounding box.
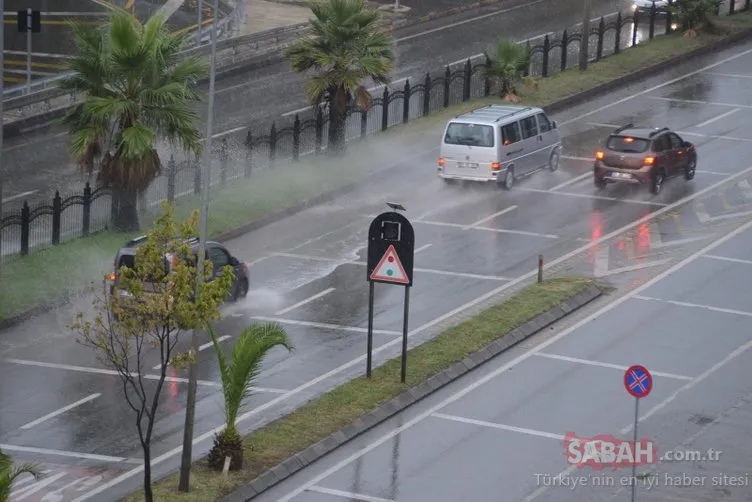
[548,148,560,171]
[230,279,249,302]
[684,157,696,180]
[594,176,607,190]
[651,169,665,195]
[501,167,514,190]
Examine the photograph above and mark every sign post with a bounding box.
[17,9,41,93]
[624,364,653,502]
[366,203,414,382]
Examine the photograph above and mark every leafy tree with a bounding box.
[60,9,207,232]
[284,0,395,154]
[669,0,723,37]
[69,204,233,502]
[0,448,44,502]
[484,39,531,102]
[206,322,294,471]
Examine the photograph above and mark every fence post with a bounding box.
[649,3,656,39]
[220,138,228,184]
[666,0,673,34]
[360,110,367,138]
[632,13,639,46]
[615,12,622,53]
[443,66,450,108]
[423,73,431,115]
[484,56,492,96]
[269,122,277,166]
[244,130,253,177]
[82,182,92,237]
[381,87,389,131]
[315,109,323,154]
[167,155,176,202]
[542,35,550,77]
[293,114,301,160]
[52,192,61,245]
[403,80,411,124]
[462,59,471,101]
[596,17,605,61]
[20,202,30,256]
[193,154,201,195]
[560,30,568,72]
[730,0,736,14]
[524,42,530,77]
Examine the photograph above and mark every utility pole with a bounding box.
[0,0,5,247]
[196,0,202,46]
[178,0,219,491]
[579,0,592,70]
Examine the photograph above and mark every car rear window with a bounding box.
[606,135,650,153]
[444,123,494,147]
[117,253,170,279]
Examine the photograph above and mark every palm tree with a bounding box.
[206,322,294,470]
[484,39,531,102]
[284,0,395,154]
[669,0,723,37]
[0,448,45,501]
[60,9,207,231]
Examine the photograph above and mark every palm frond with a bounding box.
[0,448,45,501]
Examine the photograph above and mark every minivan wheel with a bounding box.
[685,157,696,180]
[501,168,514,190]
[548,148,560,171]
[651,170,665,195]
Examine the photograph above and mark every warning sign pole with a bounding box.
[366,281,375,377]
[401,285,410,382]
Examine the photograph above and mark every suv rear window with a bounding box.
[117,253,170,279]
[606,135,650,153]
[444,123,494,147]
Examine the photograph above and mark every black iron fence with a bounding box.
[1,0,748,260]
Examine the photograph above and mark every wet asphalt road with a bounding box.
[3,38,752,502]
[1,0,635,206]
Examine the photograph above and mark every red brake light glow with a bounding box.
[491,162,501,171]
[437,157,445,166]
[643,156,655,165]
[624,137,634,143]
[595,150,604,160]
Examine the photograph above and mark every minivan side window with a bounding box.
[536,113,551,133]
[501,122,522,145]
[520,116,538,139]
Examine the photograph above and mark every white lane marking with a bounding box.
[307,486,395,502]
[647,96,752,109]
[514,186,668,207]
[73,165,752,502]
[634,295,752,318]
[281,105,320,118]
[534,352,693,380]
[432,413,566,440]
[548,172,591,192]
[465,205,518,228]
[561,155,593,162]
[275,203,752,502]
[1,190,38,203]
[0,444,142,464]
[559,46,752,127]
[153,335,231,370]
[738,180,752,199]
[250,316,401,335]
[705,72,752,78]
[211,125,247,139]
[586,122,620,128]
[526,312,752,501]
[11,472,68,500]
[414,243,433,254]
[20,394,101,430]
[595,258,673,278]
[473,226,559,239]
[696,170,730,176]
[448,53,483,66]
[702,254,752,265]
[676,131,752,143]
[695,108,741,128]
[275,288,336,316]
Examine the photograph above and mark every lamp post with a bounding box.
[579,0,592,70]
[178,0,219,491]
[0,0,5,244]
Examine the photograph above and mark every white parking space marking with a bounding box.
[307,485,395,502]
[154,335,231,370]
[448,54,483,66]
[647,96,752,109]
[465,205,517,229]
[650,234,711,249]
[432,412,566,440]
[675,131,752,143]
[515,187,668,207]
[273,210,752,502]
[20,394,101,430]
[75,165,752,501]
[414,243,433,254]
[275,288,336,316]
[696,170,731,176]
[586,122,620,128]
[0,444,142,464]
[561,155,593,162]
[738,179,752,199]
[11,472,67,500]
[548,172,591,192]
[251,316,401,335]
[695,108,741,127]
[534,352,693,380]
[271,252,513,280]
[705,72,752,78]
[702,254,752,265]
[415,220,559,239]
[634,295,752,318]
[1,190,38,203]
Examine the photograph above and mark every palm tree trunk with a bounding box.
[327,87,348,155]
[111,187,141,232]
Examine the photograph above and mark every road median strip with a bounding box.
[2,12,752,327]
[120,276,601,501]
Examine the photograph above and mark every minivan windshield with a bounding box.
[606,135,649,153]
[444,123,494,147]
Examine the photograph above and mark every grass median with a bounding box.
[2,10,751,322]
[122,275,596,502]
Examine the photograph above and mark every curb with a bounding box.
[220,284,603,501]
[2,29,751,330]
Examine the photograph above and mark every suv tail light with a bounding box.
[595,150,604,160]
[107,272,116,281]
[643,156,655,165]
[491,162,501,171]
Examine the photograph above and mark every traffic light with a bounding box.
[17,10,41,33]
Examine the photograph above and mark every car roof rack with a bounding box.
[613,123,634,134]
[125,235,148,247]
[649,127,670,138]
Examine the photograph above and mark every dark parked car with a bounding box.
[593,124,697,194]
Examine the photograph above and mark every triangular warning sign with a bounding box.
[370,245,409,284]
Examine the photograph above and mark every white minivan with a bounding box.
[437,105,562,189]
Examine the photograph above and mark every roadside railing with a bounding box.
[1,0,748,261]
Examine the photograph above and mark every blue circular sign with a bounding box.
[624,364,652,398]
